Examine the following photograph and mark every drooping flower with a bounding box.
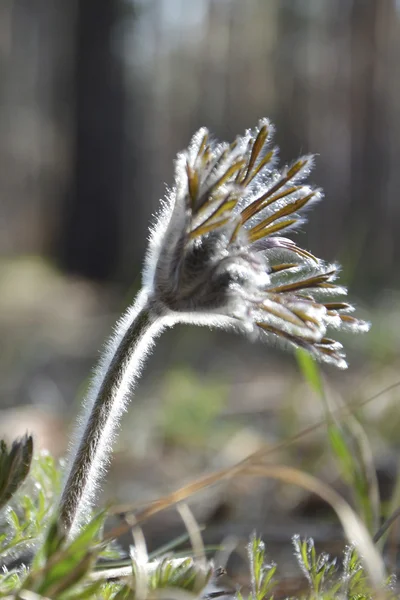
[58,118,371,539]
[144,119,369,368]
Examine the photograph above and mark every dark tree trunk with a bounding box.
[349,0,389,287]
[59,0,125,281]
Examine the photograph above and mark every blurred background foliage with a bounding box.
[1,0,400,576]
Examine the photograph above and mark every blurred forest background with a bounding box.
[1,0,400,578]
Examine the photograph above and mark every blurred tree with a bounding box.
[349,0,392,288]
[60,0,127,281]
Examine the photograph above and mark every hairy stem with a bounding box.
[58,292,166,537]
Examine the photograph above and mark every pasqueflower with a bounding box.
[145,118,368,368]
[59,119,369,536]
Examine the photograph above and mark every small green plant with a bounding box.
[292,535,396,599]
[240,534,396,600]
[237,534,277,600]
[0,448,60,593]
[0,439,55,565]
[0,449,215,599]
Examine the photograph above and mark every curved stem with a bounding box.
[58,292,166,537]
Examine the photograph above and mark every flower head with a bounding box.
[144,119,369,368]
